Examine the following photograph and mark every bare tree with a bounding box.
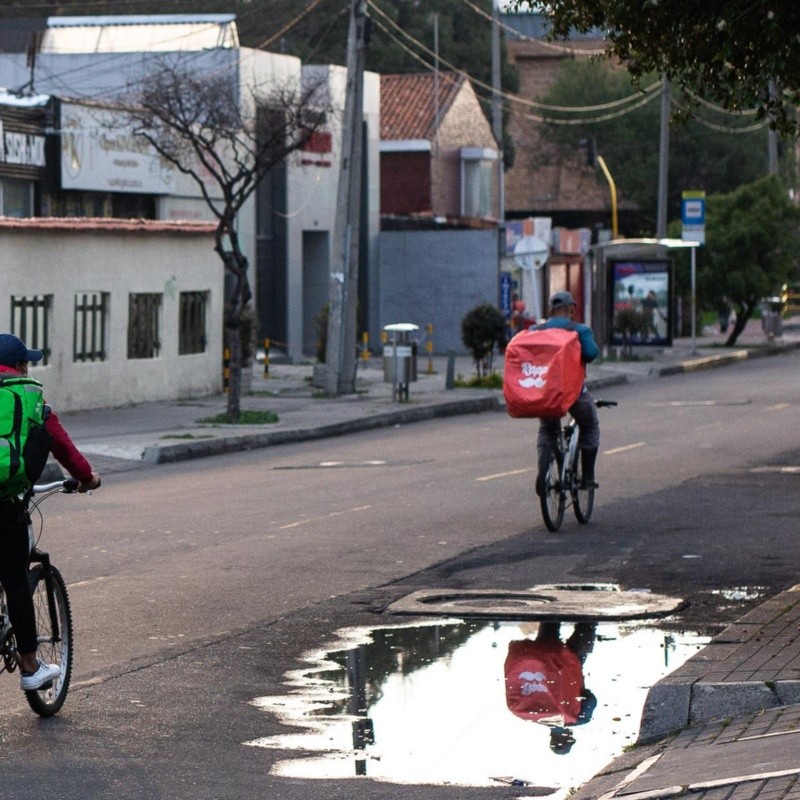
[124,59,328,419]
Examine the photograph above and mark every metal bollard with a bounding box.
[445,350,456,390]
[263,338,270,378]
[223,348,230,393]
[425,323,434,374]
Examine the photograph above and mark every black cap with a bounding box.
[0,333,43,367]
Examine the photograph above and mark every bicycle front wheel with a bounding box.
[572,456,595,524]
[25,564,72,716]
[539,447,565,532]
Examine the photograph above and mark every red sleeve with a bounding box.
[45,409,94,483]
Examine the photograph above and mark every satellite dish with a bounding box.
[513,235,549,271]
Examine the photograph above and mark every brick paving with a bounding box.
[575,588,800,800]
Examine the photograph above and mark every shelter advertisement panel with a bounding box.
[609,259,672,347]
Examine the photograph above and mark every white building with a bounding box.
[0,14,381,364]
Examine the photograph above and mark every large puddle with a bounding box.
[247,618,710,794]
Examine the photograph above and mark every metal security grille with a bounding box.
[128,293,162,359]
[179,291,208,355]
[73,292,109,362]
[11,295,52,366]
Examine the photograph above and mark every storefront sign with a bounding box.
[60,102,176,195]
[0,120,46,168]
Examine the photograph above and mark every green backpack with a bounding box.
[0,376,52,500]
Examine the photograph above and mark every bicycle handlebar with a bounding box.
[31,478,80,495]
[595,400,618,408]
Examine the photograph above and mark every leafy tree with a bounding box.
[511,1,800,137]
[539,60,778,233]
[122,59,327,420]
[699,176,800,345]
[461,304,506,377]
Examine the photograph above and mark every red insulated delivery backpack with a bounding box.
[503,325,584,419]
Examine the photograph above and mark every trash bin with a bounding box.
[760,297,783,339]
[383,323,419,401]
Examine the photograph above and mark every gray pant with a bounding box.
[537,388,599,450]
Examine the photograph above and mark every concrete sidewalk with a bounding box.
[58,318,800,470]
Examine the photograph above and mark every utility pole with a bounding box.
[491,0,504,221]
[767,80,779,175]
[656,74,670,239]
[325,0,368,396]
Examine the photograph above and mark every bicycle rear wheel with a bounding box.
[539,447,565,531]
[25,564,72,716]
[572,456,595,524]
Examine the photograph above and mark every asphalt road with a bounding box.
[1,351,799,799]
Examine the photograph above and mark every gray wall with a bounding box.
[377,229,500,354]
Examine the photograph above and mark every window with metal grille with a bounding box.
[128,293,162,359]
[10,295,52,366]
[73,292,109,362]
[179,291,209,355]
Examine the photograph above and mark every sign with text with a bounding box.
[681,190,706,245]
[60,102,176,195]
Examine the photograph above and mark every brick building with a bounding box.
[501,14,636,233]
[380,71,500,223]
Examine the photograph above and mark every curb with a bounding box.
[144,395,501,464]
[657,340,800,376]
[638,585,800,743]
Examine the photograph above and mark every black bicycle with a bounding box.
[0,478,79,716]
[539,400,618,532]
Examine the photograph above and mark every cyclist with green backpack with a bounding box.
[0,334,100,691]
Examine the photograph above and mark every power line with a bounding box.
[368,1,660,116]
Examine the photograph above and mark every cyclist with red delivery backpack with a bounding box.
[504,291,600,495]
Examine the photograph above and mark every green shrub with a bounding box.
[461,304,505,377]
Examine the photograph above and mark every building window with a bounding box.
[10,295,51,366]
[1,179,34,217]
[460,148,497,219]
[179,291,208,355]
[128,293,162,359]
[74,292,109,362]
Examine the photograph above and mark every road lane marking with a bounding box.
[767,403,790,410]
[476,467,534,482]
[750,466,800,474]
[279,505,372,530]
[604,442,645,455]
[68,576,109,589]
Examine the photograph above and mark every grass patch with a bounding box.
[198,410,279,425]
[453,372,503,389]
[159,433,214,440]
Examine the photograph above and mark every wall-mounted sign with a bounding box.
[0,120,46,168]
[60,102,176,195]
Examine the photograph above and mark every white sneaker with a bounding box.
[20,660,60,691]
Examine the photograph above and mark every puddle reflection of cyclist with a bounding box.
[504,621,597,754]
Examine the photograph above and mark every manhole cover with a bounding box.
[387,584,685,620]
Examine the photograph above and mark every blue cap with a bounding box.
[0,333,43,367]
[549,290,576,309]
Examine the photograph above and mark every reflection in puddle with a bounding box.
[710,586,766,602]
[247,619,709,794]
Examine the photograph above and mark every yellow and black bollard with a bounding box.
[223,348,231,393]
[426,323,434,374]
[263,338,270,378]
[360,332,370,363]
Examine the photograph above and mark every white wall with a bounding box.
[0,220,223,411]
